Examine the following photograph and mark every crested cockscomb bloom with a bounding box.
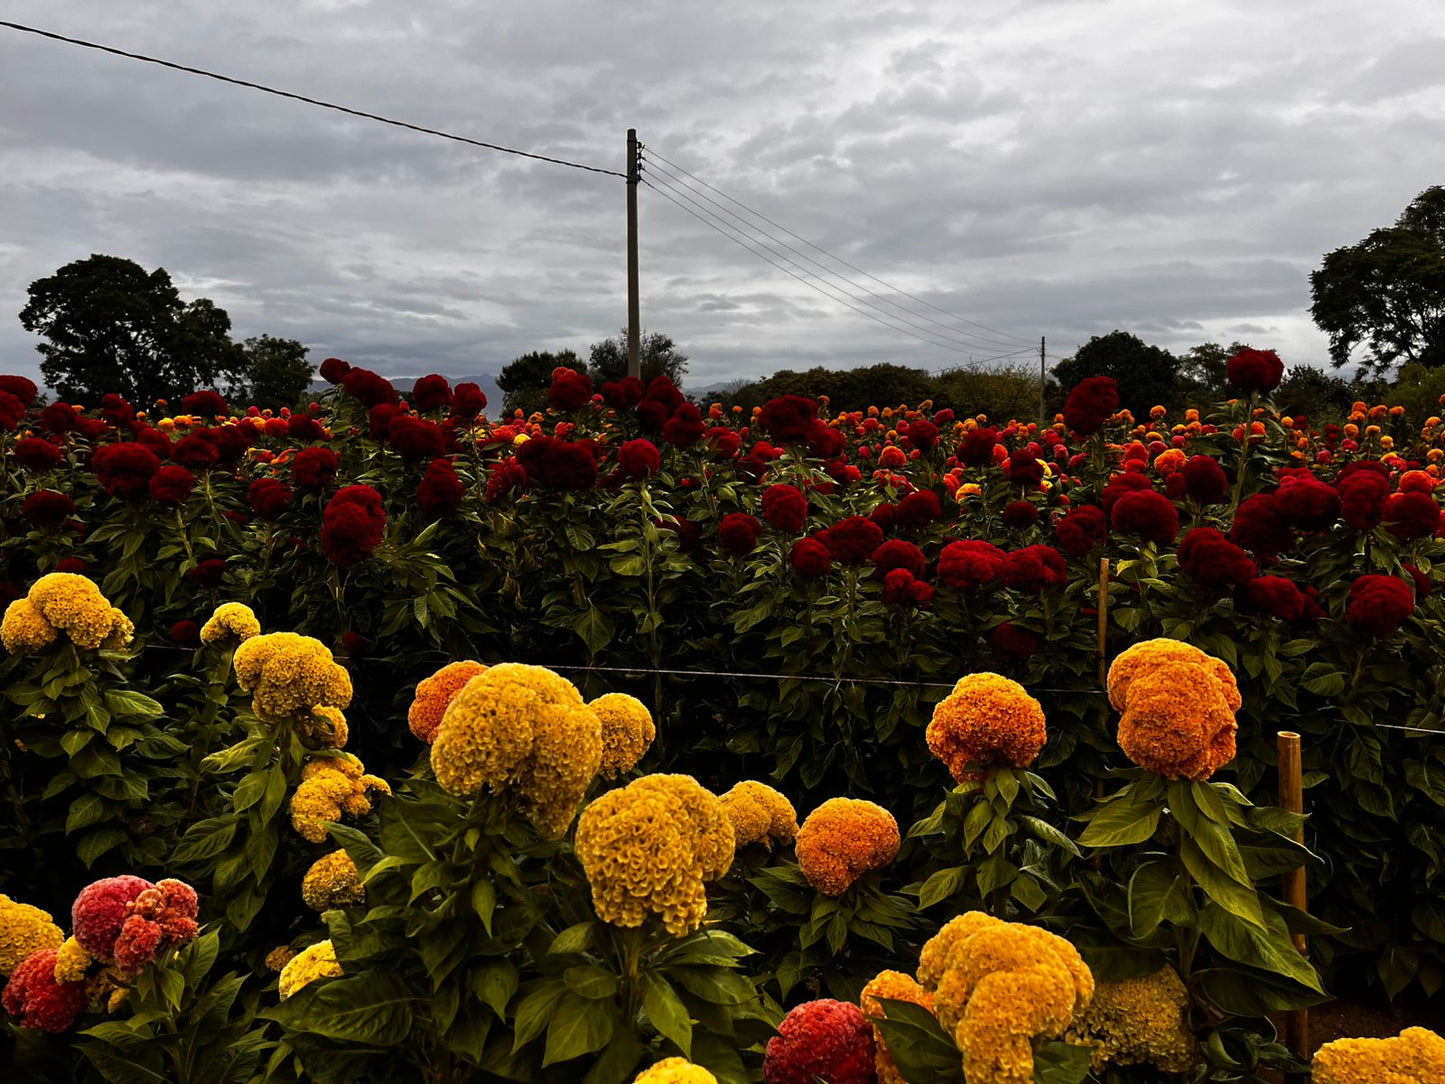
[893,488,941,529]
[1181,455,1228,504]
[12,436,64,472]
[1239,575,1306,622]
[290,754,391,842]
[1337,468,1391,532]
[820,515,884,565]
[589,692,656,778]
[795,798,899,896]
[937,540,1005,590]
[1002,499,1039,529]
[249,478,294,520]
[408,660,488,744]
[957,427,998,468]
[633,1058,718,1084]
[871,538,926,581]
[111,879,200,974]
[1115,660,1238,781]
[72,876,154,960]
[200,601,261,645]
[1275,474,1341,531]
[662,402,705,449]
[341,367,398,407]
[1110,489,1179,546]
[991,621,1040,664]
[1064,965,1197,1074]
[148,464,196,505]
[1225,347,1284,393]
[92,442,161,498]
[547,367,593,412]
[417,457,464,518]
[719,780,798,851]
[880,568,934,608]
[761,483,809,533]
[718,512,762,557]
[757,395,820,443]
[1107,639,1241,714]
[21,490,76,529]
[411,373,452,412]
[1346,574,1415,638]
[617,438,662,480]
[1384,491,1441,541]
[0,894,64,977]
[1177,527,1257,589]
[388,414,448,463]
[485,457,528,503]
[302,851,366,911]
[1000,545,1067,593]
[1230,492,1293,559]
[278,940,343,999]
[516,435,598,490]
[1006,448,1044,486]
[789,536,832,579]
[1312,1027,1445,1084]
[1055,504,1108,557]
[291,446,340,490]
[763,999,876,1084]
[1063,376,1120,435]
[2,948,87,1032]
[233,632,352,723]
[928,672,1047,781]
[2,573,133,654]
[321,485,386,567]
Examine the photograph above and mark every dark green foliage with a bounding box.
[498,349,584,417]
[1049,331,1179,419]
[587,329,689,387]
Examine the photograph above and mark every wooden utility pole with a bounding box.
[1039,336,1047,425]
[626,129,641,380]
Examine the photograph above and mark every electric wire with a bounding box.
[647,144,1035,347]
[645,156,1031,354]
[642,176,1035,363]
[0,20,626,179]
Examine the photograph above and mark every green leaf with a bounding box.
[1179,837,1264,929]
[543,992,616,1066]
[260,972,414,1046]
[550,922,597,956]
[1127,860,1189,939]
[1078,792,1162,848]
[512,980,569,1052]
[917,867,966,909]
[641,972,692,1057]
[1197,901,1324,993]
[232,770,269,813]
[471,879,496,934]
[869,998,962,1081]
[572,609,615,654]
[76,826,127,867]
[564,965,620,1000]
[1033,1040,1092,1084]
[170,816,238,867]
[473,959,519,1018]
[66,792,109,834]
[103,689,165,717]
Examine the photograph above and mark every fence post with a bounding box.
[1278,730,1309,1073]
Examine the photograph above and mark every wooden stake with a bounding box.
[1278,730,1309,1067]
[1097,558,1110,689]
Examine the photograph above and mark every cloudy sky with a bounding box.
[2,1,1443,398]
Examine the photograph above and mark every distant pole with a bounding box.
[1039,336,1047,425]
[626,129,641,380]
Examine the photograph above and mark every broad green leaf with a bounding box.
[543,992,616,1066]
[1197,901,1324,993]
[641,972,692,1057]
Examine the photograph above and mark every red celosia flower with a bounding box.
[0,374,38,406]
[2,948,87,1032]
[1063,375,1120,435]
[662,403,705,448]
[451,382,487,419]
[101,394,134,429]
[602,377,644,410]
[1110,489,1180,545]
[1239,576,1305,621]
[872,538,926,580]
[342,367,399,407]
[705,427,741,459]
[905,418,939,452]
[485,458,528,503]
[516,435,598,490]
[1000,544,1068,592]
[617,438,662,480]
[761,484,809,533]
[57,557,89,574]
[287,414,328,442]
[368,403,403,440]
[870,502,896,532]
[111,879,200,975]
[149,464,196,505]
[1346,574,1415,637]
[1101,471,1154,516]
[172,619,201,644]
[186,559,228,588]
[22,490,76,528]
[821,515,884,565]
[249,478,294,520]
[763,999,875,1084]
[718,512,761,557]
[411,374,452,412]
[92,442,161,497]
[1055,503,1107,557]
[1230,492,1293,558]
[1404,564,1433,600]
[12,436,64,472]
[291,446,340,490]
[0,390,27,430]
[957,427,997,468]
[635,399,668,432]
[664,516,701,550]
[1384,491,1441,540]
[880,568,934,608]
[937,539,1005,589]
[758,395,820,443]
[547,368,593,412]
[1276,475,1341,531]
[1002,500,1039,529]
[991,620,1040,662]
[790,536,832,579]
[73,875,154,958]
[169,432,217,470]
[322,485,387,567]
[894,489,941,529]
[1338,469,1391,532]
[1181,455,1228,504]
[318,357,351,384]
[1178,527,1257,588]
[263,417,290,437]
[1226,347,1285,392]
[417,458,464,518]
[1006,448,1044,486]
[806,420,847,460]
[389,414,447,463]
[181,390,228,417]
[644,375,685,412]
[38,402,77,435]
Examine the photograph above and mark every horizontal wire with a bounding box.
[646,144,1035,347]
[645,157,1031,355]
[0,19,626,179]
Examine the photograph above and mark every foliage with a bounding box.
[588,329,689,387]
[232,336,314,411]
[1049,331,1179,419]
[498,350,585,417]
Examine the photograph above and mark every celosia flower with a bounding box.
[1346,574,1415,638]
[937,540,1005,590]
[1000,544,1067,593]
[1055,504,1107,557]
[927,673,1047,781]
[548,367,593,411]
[757,395,820,443]
[1064,965,1197,1073]
[1312,1026,1445,1084]
[1225,347,1284,393]
[2,948,88,1032]
[302,851,365,911]
[1110,489,1180,546]
[21,490,76,529]
[290,446,339,489]
[1063,376,1120,435]
[957,427,998,468]
[860,969,936,1084]
[92,442,161,497]
[200,601,261,645]
[52,937,92,983]
[821,516,884,565]
[761,484,809,533]
[633,1057,718,1084]
[1276,474,1341,531]
[0,894,64,976]
[918,912,1093,1084]
[718,513,761,557]
[576,774,734,936]
[408,660,489,744]
[795,798,899,896]
[1181,455,1228,504]
[431,663,601,837]
[321,485,386,567]
[871,538,926,580]
[73,876,153,959]
[0,598,57,653]
[719,780,798,850]
[617,438,662,480]
[233,632,352,724]
[110,879,200,975]
[763,999,876,1084]
[1116,661,1237,781]
[1106,639,1241,713]
[299,705,349,750]
[265,946,295,972]
[1238,576,1306,622]
[290,755,391,842]
[789,536,832,579]
[2,573,133,654]
[278,940,342,999]
[417,457,465,518]
[590,692,656,778]
[1177,527,1257,589]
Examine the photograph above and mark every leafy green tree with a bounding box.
[1049,331,1179,417]
[587,329,688,386]
[1310,186,1445,376]
[19,254,247,407]
[232,335,313,410]
[1175,341,1251,401]
[498,349,583,417]
[1275,365,1357,423]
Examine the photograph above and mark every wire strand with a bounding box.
[645,157,1032,355]
[0,20,626,179]
[647,145,1035,346]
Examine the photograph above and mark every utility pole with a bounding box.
[626,129,641,380]
[1039,336,1047,425]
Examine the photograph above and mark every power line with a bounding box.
[641,176,1035,364]
[646,144,1035,347]
[0,20,626,179]
[645,157,1030,355]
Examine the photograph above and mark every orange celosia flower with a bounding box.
[1116,661,1237,781]
[408,660,488,744]
[1106,639,1240,713]
[860,969,936,1084]
[795,798,899,896]
[927,673,1047,782]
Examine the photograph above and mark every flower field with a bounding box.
[2,353,1445,1082]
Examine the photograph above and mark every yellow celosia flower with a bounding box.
[633,1057,718,1084]
[1116,661,1237,782]
[430,663,601,838]
[860,969,936,1084]
[927,673,1047,782]
[590,692,656,778]
[0,893,65,976]
[52,936,93,983]
[575,774,734,936]
[719,780,798,850]
[299,705,349,750]
[200,601,261,645]
[265,946,295,972]
[918,912,1093,1084]
[795,798,899,896]
[234,632,352,724]
[1107,638,1240,712]
[1064,965,1196,1073]
[278,940,342,999]
[408,660,488,744]
[301,850,365,911]
[1313,1026,1445,1083]
[2,574,132,653]
[289,755,390,842]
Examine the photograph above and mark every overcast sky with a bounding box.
[2,1,1443,397]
